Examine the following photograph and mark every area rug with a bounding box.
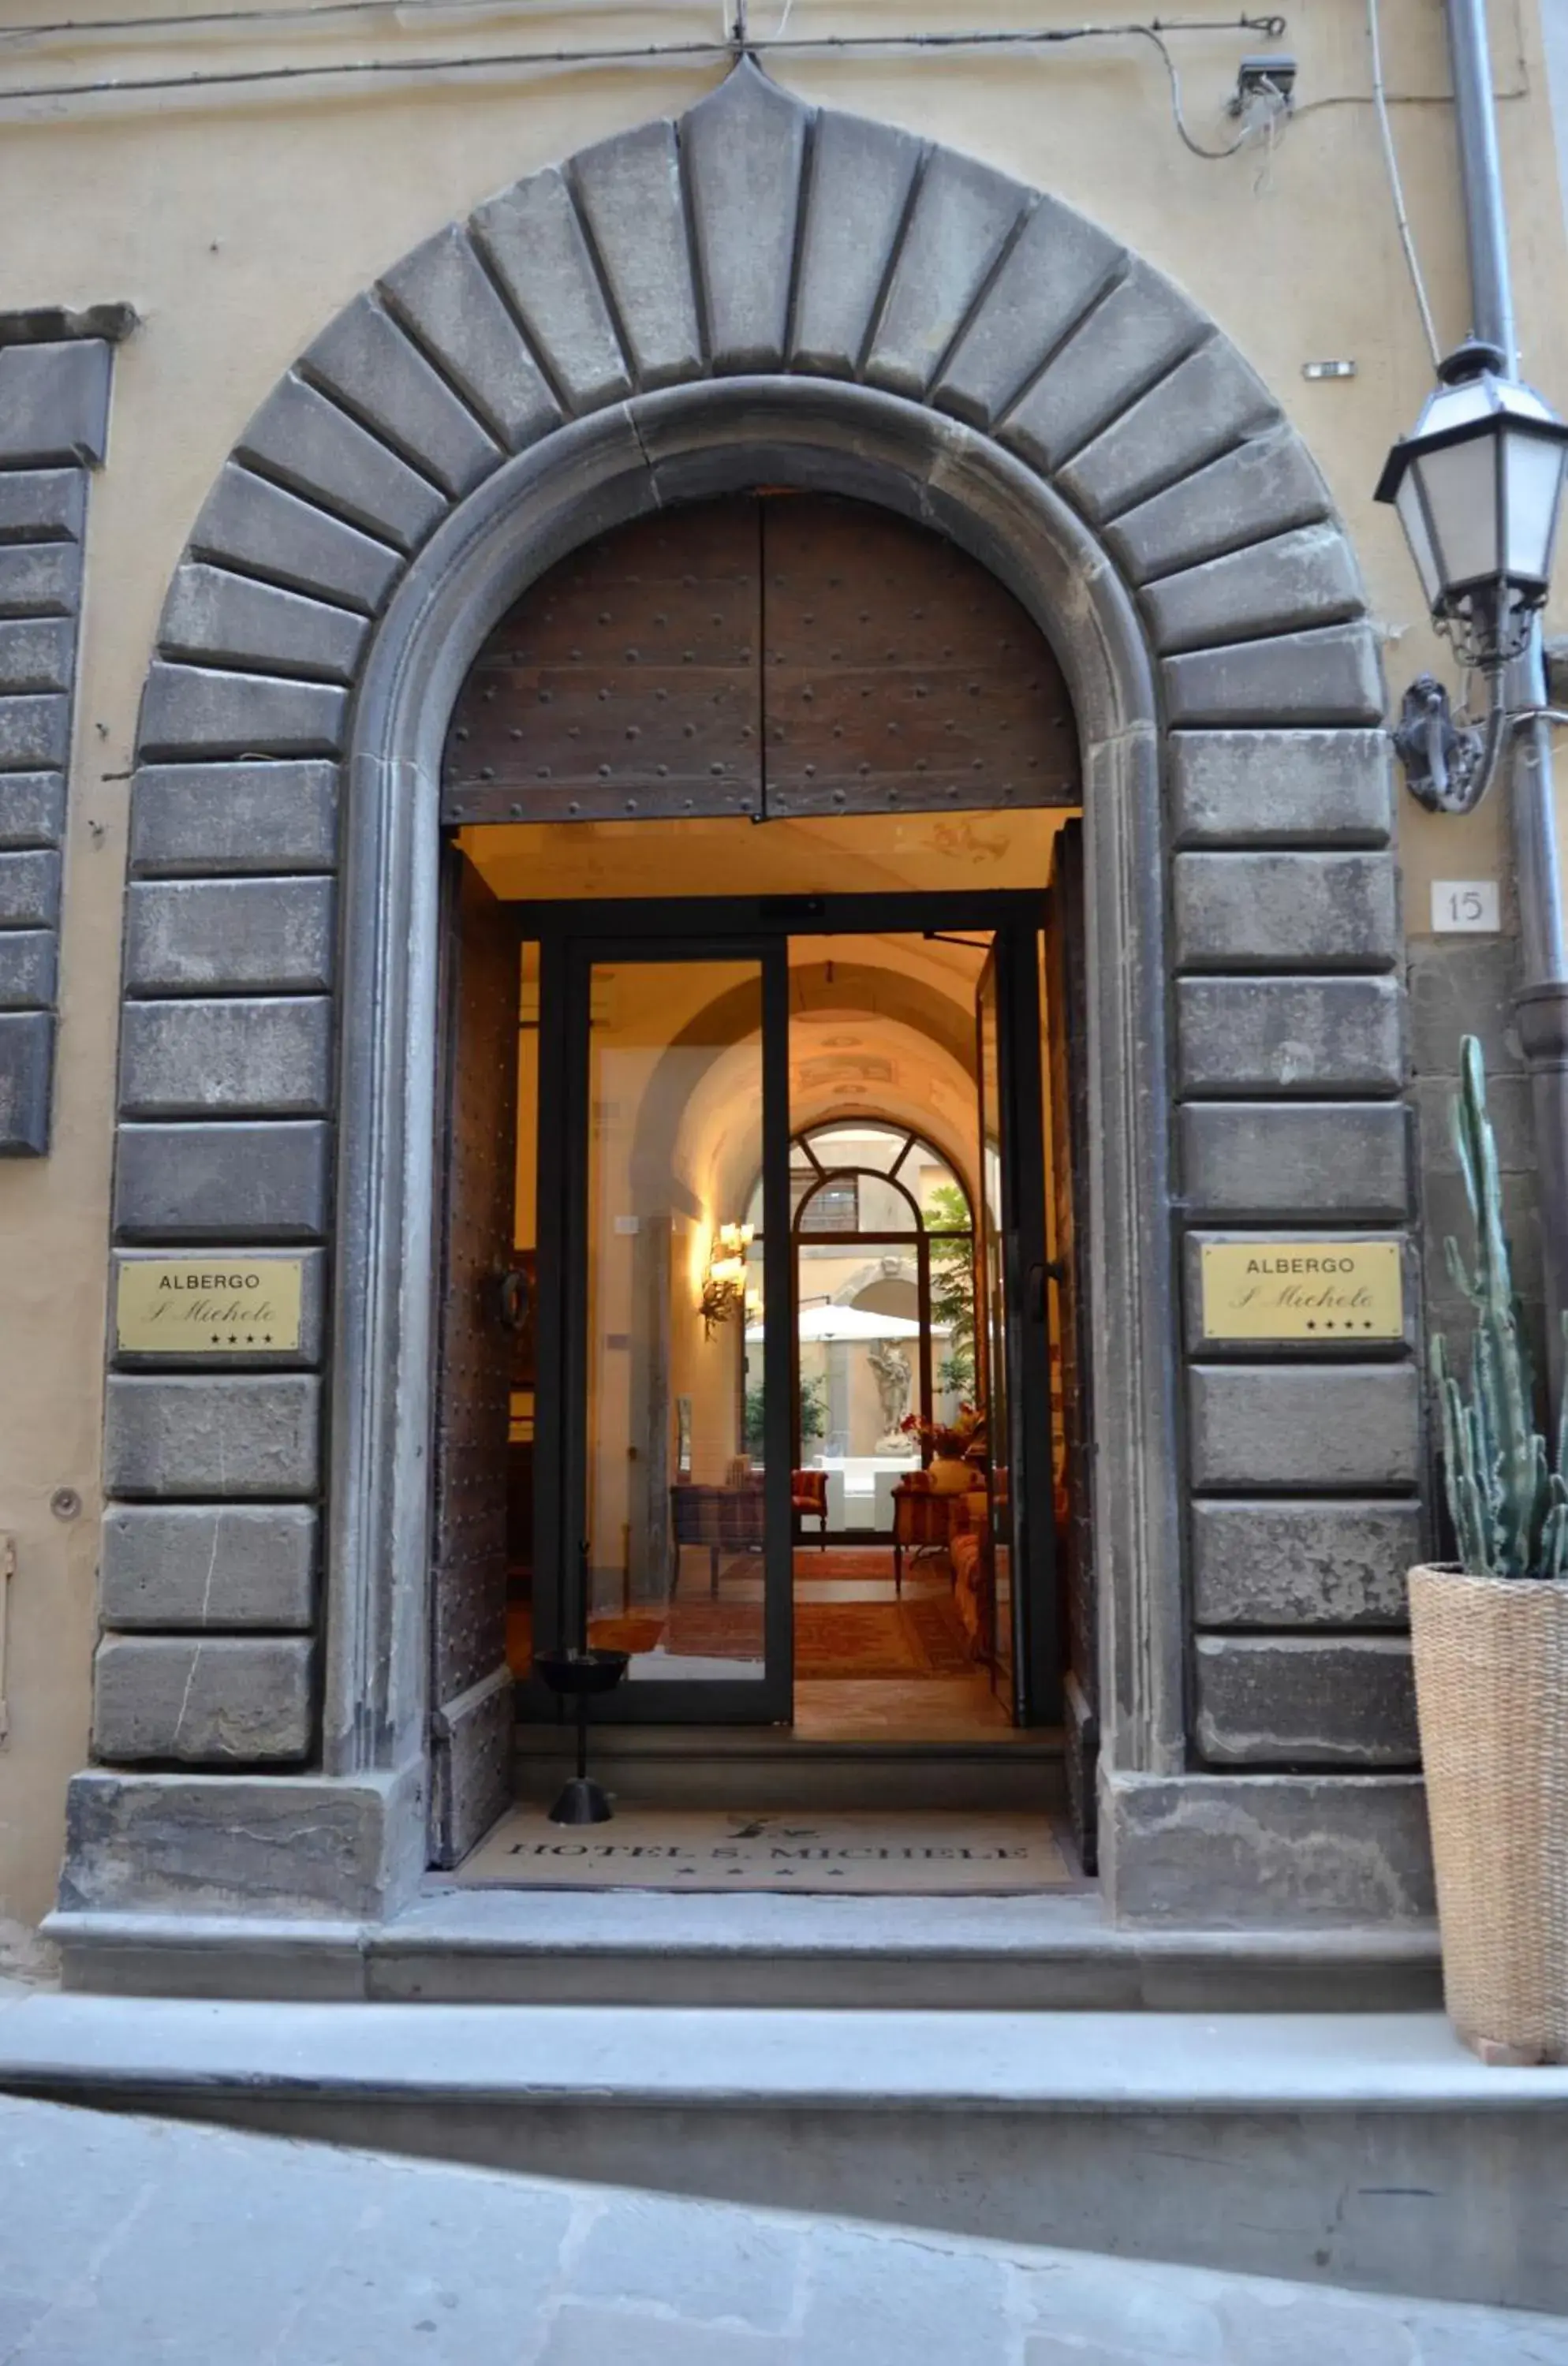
[458,1805,1073,1893]
[581,1595,975,1679]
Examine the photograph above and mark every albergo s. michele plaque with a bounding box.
[116,1257,305,1353]
[1200,1241,1404,1342]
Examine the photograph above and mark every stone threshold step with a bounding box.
[47,1889,1445,2010]
[1,2000,1564,2313]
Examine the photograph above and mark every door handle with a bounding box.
[496,1267,532,1332]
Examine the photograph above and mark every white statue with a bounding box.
[866,1338,913,1453]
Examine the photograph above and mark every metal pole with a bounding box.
[1443,0,1568,1399]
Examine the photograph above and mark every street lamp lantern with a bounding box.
[1376,340,1568,810]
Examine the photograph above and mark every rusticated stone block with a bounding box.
[119,996,331,1118]
[1177,975,1405,1095]
[1164,622,1383,728]
[0,847,60,929]
[0,1008,52,1153]
[0,929,57,1009]
[94,1634,315,1763]
[1188,1362,1421,1490]
[866,149,1029,402]
[1001,260,1204,473]
[0,542,82,614]
[1107,425,1332,583]
[571,120,700,390]
[58,1766,420,1918]
[1169,730,1393,849]
[236,374,447,554]
[190,463,403,617]
[1142,525,1363,657]
[469,168,630,415]
[379,225,560,453]
[114,1119,331,1242]
[1101,1768,1435,1924]
[99,1502,316,1630]
[1058,338,1277,525]
[0,467,86,543]
[102,1373,321,1498]
[683,62,805,375]
[159,564,368,686]
[138,661,346,763]
[0,615,77,695]
[1180,1102,1410,1221]
[0,340,111,466]
[129,761,338,877]
[110,1247,326,1369]
[791,112,924,380]
[934,192,1120,427]
[1192,1498,1420,1627]
[0,693,68,771]
[303,294,501,501]
[0,772,66,850]
[1194,1635,1419,1767]
[124,877,335,996]
[1174,853,1398,972]
[1182,1230,1415,1356]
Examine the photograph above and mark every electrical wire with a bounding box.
[1367,0,1442,367]
[0,17,1293,117]
[3,0,1283,39]
[1125,22,1282,161]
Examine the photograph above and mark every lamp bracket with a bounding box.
[1393,674,1510,815]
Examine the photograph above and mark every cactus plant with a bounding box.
[1432,1034,1568,1577]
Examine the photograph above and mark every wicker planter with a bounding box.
[1408,1566,1568,2064]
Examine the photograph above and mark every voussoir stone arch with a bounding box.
[85,57,1423,1937]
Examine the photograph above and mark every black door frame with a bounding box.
[513,887,1058,1726]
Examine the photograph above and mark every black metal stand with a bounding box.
[536,1644,629,1826]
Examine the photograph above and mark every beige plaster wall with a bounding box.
[1,0,1565,1925]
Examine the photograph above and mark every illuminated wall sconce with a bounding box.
[700,1222,754,1338]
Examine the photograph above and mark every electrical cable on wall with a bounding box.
[0,13,1294,140]
[1367,0,1443,366]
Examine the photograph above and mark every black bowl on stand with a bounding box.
[535,1647,630,1824]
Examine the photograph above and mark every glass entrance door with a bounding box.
[539,939,793,1720]
[519,890,1058,1730]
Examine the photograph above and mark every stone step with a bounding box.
[0,1997,1563,2314]
[513,1726,1065,1813]
[50,1888,1445,2012]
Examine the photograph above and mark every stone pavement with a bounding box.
[0,2094,1566,2365]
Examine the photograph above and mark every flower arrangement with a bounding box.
[899,1404,983,1461]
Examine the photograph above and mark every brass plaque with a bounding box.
[117,1257,304,1354]
[1200,1241,1404,1342]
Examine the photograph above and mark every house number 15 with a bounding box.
[1431,879,1500,934]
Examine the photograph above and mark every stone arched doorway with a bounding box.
[72,60,1424,1960]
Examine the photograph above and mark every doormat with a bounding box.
[457,1806,1073,1893]
[580,1596,975,1681]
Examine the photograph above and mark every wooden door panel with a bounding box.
[762,497,1078,814]
[443,502,763,824]
[430,851,520,1868]
[440,494,1081,826]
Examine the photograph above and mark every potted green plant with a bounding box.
[1413,1035,1568,2064]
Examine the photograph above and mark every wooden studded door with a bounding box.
[429,850,521,1867]
[442,494,1079,825]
